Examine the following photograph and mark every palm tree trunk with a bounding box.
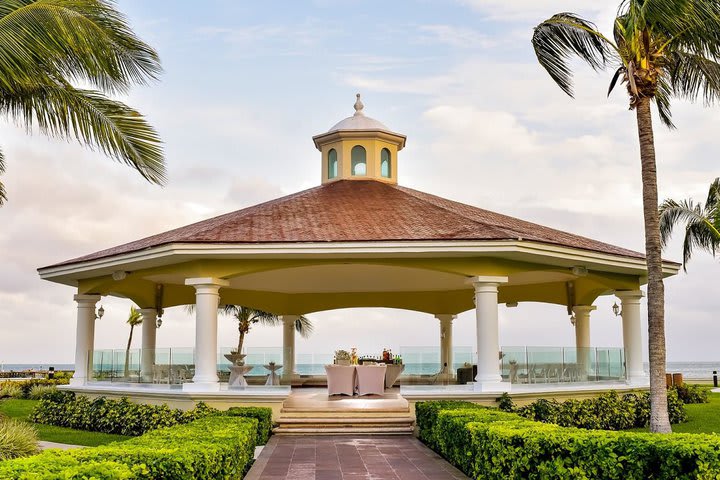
[237,328,246,355]
[124,325,135,378]
[635,96,671,433]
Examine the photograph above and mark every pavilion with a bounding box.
[38,94,680,400]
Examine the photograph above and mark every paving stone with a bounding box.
[244,436,469,479]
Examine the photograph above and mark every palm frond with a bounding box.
[705,177,720,208]
[0,0,161,93]
[295,315,313,338]
[669,51,720,106]
[659,197,720,269]
[654,74,675,128]
[248,309,282,326]
[0,81,165,184]
[532,13,616,97]
[0,147,5,205]
[128,305,143,326]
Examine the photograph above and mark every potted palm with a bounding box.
[220,305,313,366]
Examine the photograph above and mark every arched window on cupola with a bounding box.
[328,149,338,179]
[351,145,366,176]
[381,148,391,178]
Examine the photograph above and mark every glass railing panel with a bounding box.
[524,346,563,383]
[452,346,473,373]
[245,347,283,376]
[500,347,527,384]
[399,346,440,376]
[296,352,333,376]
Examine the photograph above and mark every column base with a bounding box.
[69,377,86,387]
[471,381,511,393]
[626,374,650,387]
[182,382,221,392]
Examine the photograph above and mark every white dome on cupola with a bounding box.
[327,94,394,133]
[312,94,406,185]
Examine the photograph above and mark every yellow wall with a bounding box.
[320,137,400,184]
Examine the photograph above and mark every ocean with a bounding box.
[3,361,719,380]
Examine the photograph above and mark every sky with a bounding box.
[0,0,718,365]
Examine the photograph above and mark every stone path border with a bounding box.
[38,441,82,450]
[245,435,468,480]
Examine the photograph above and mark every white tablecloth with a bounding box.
[355,364,387,396]
[325,365,356,396]
[385,364,405,387]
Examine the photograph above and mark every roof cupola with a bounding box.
[313,94,406,185]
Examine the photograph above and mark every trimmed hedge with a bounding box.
[673,384,709,404]
[0,453,137,479]
[225,406,273,445]
[0,416,258,480]
[0,379,69,399]
[30,391,219,436]
[416,400,720,479]
[498,390,687,430]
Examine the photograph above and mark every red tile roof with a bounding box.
[50,180,647,267]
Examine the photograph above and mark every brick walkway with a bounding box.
[245,435,469,480]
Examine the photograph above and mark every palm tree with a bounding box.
[123,306,143,377]
[0,0,164,206]
[532,1,720,433]
[660,178,720,269]
[221,305,313,354]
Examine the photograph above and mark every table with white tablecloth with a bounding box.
[354,364,387,396]
[325,365,356,396]
[326,364,401,396]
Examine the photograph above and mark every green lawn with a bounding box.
[626,387,720,434]
[671,389,720,434]
[0,399,130,447]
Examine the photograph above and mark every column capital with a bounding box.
[137,308,157,316]
[434,314,457,322]
[572,305,597,316]
[615,290,644,303]
[185,277,230,288]
[74,294,101,305]
[467,276,508,291]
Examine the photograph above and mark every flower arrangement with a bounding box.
[335,350,351,360]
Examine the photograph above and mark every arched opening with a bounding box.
[351,145,367,176]
[328,149,338,179]
[381,148,391,178]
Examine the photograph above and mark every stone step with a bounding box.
[273,425,415,435]
[277,416,414,425]
[280,408,410,416]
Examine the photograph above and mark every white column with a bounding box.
[139,308,157,383]
[435,314,456,380]
[183,278,228,392]
[470,276,509,392]
[282,315,299,383]
[616,290,648,385]
[572,305,596,379]
[70,294,101,386]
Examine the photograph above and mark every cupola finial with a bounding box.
[353,93,364,116]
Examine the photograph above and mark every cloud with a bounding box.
[458,0,615,23]
[415,25,494,49]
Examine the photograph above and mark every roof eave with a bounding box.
[312,130,407,150]
[37,239,681,288]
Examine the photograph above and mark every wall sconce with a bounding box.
[95,305,105,320]
[111,270,128,281]
[571,266,588,277]
[569,313,576,326]
[612,302,622,317]
[156,316,163,328]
